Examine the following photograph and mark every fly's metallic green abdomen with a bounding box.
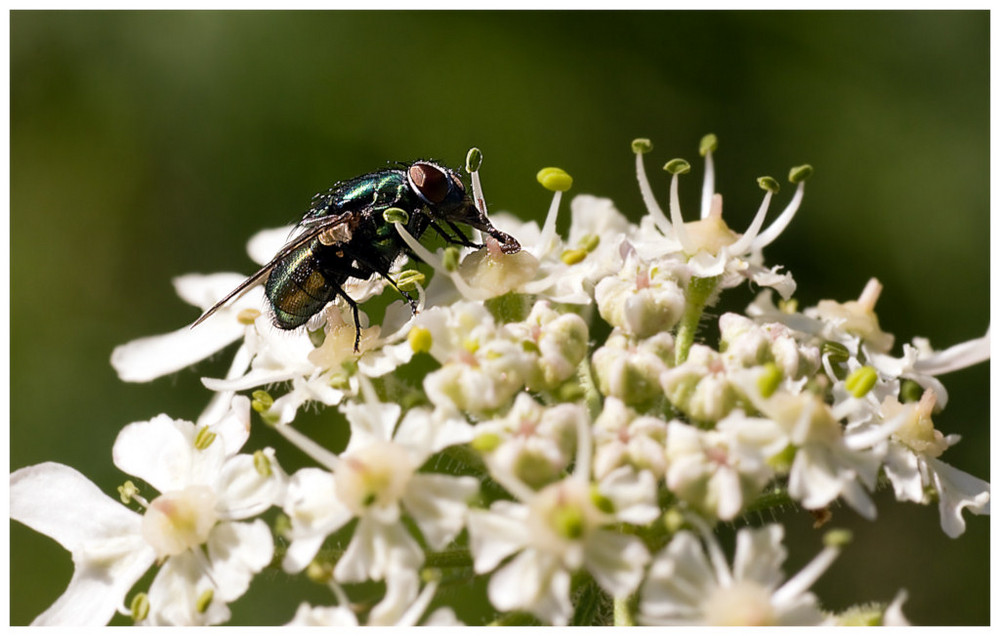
[194,159,522,350]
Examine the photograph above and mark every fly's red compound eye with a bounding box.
[408,163,450,204]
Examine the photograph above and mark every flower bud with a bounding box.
[595,262,686,338]
[592,331,673,407]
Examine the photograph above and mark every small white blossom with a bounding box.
[595,249,687,338]
[664,413,776,521]
[880,391,990,537]
[592,396,669,480]
[280,396,476,583]
[10,396,283,626]
[640,524,838,625]
[473,393,581,489]
[592,330,674,406]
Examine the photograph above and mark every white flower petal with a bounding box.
[333,516,423,583]
[214,449,284,520]
[201,394,251,456]
[393,406,474,456]
[111,318,244,383]
[403,473,477,550]
[144,550,230,625]
[205,519,274,602]
[598,466,659,525]
[368,570,420,626]
[488,548,571,625]
[10,463,156,626]
[246,225,296,265]
[641,532,717,618]
[286,603,358,626]
[113,415,223,494]
[584,529,650,598]
[467,502,531,573]
[927,457,990,538]
[281,468,352,573]
[731,525,785,587]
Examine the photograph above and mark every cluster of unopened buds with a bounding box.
[11,135,989,626]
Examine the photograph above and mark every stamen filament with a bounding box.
[753,181,805,250]
[273,422,340,471]
[537,190,563,258]
[700,148,715,219]
[395,223,484,300]
[669,172,694,253]
[728,190,773,255]
[635,151,673,235]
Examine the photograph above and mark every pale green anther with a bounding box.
[442,246,461,271]
[307,325,326,348]
[789,164,814,184]
[778,298,799,314]
[590,485,615,514]
[196,589,214,614]
[757,176,780,193]
[421,567,442,584]
[471,432,502,452]
[631,138,653,154]
[408,326,433,354]
[757,362,783,398]
[397,269,425,291]
[466,147,483,172]
[193,426,217,451]
[553,504,585,540]
[823,528,853,548]
[306,560,334,583]
[536,167,573,192]
[383,207,409,225]
[578,233,600,252]
[821,341,850,365]
[845,366,878,398]
[900,379,923,403]
[560,248,587,265]
[699,133,718,156]
[251,389,274,414]
[118,480,139,505]
[252,390,274,409]
[237,308,261,325]
[253,450,273,477]
[662,507,685,534]
[663,158,690,175]
[130,593,150,623]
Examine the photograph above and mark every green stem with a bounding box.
[424,548,475,569]
[614,595,636,626]
[675,275,719,365]
[577,356,603,420]
[742,485,796,516]
[570,575,603,626]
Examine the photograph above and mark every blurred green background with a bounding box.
[11,11,988,626]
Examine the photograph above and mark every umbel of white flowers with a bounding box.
[11,135,989,626]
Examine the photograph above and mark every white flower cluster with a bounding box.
[11,136,989,626]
